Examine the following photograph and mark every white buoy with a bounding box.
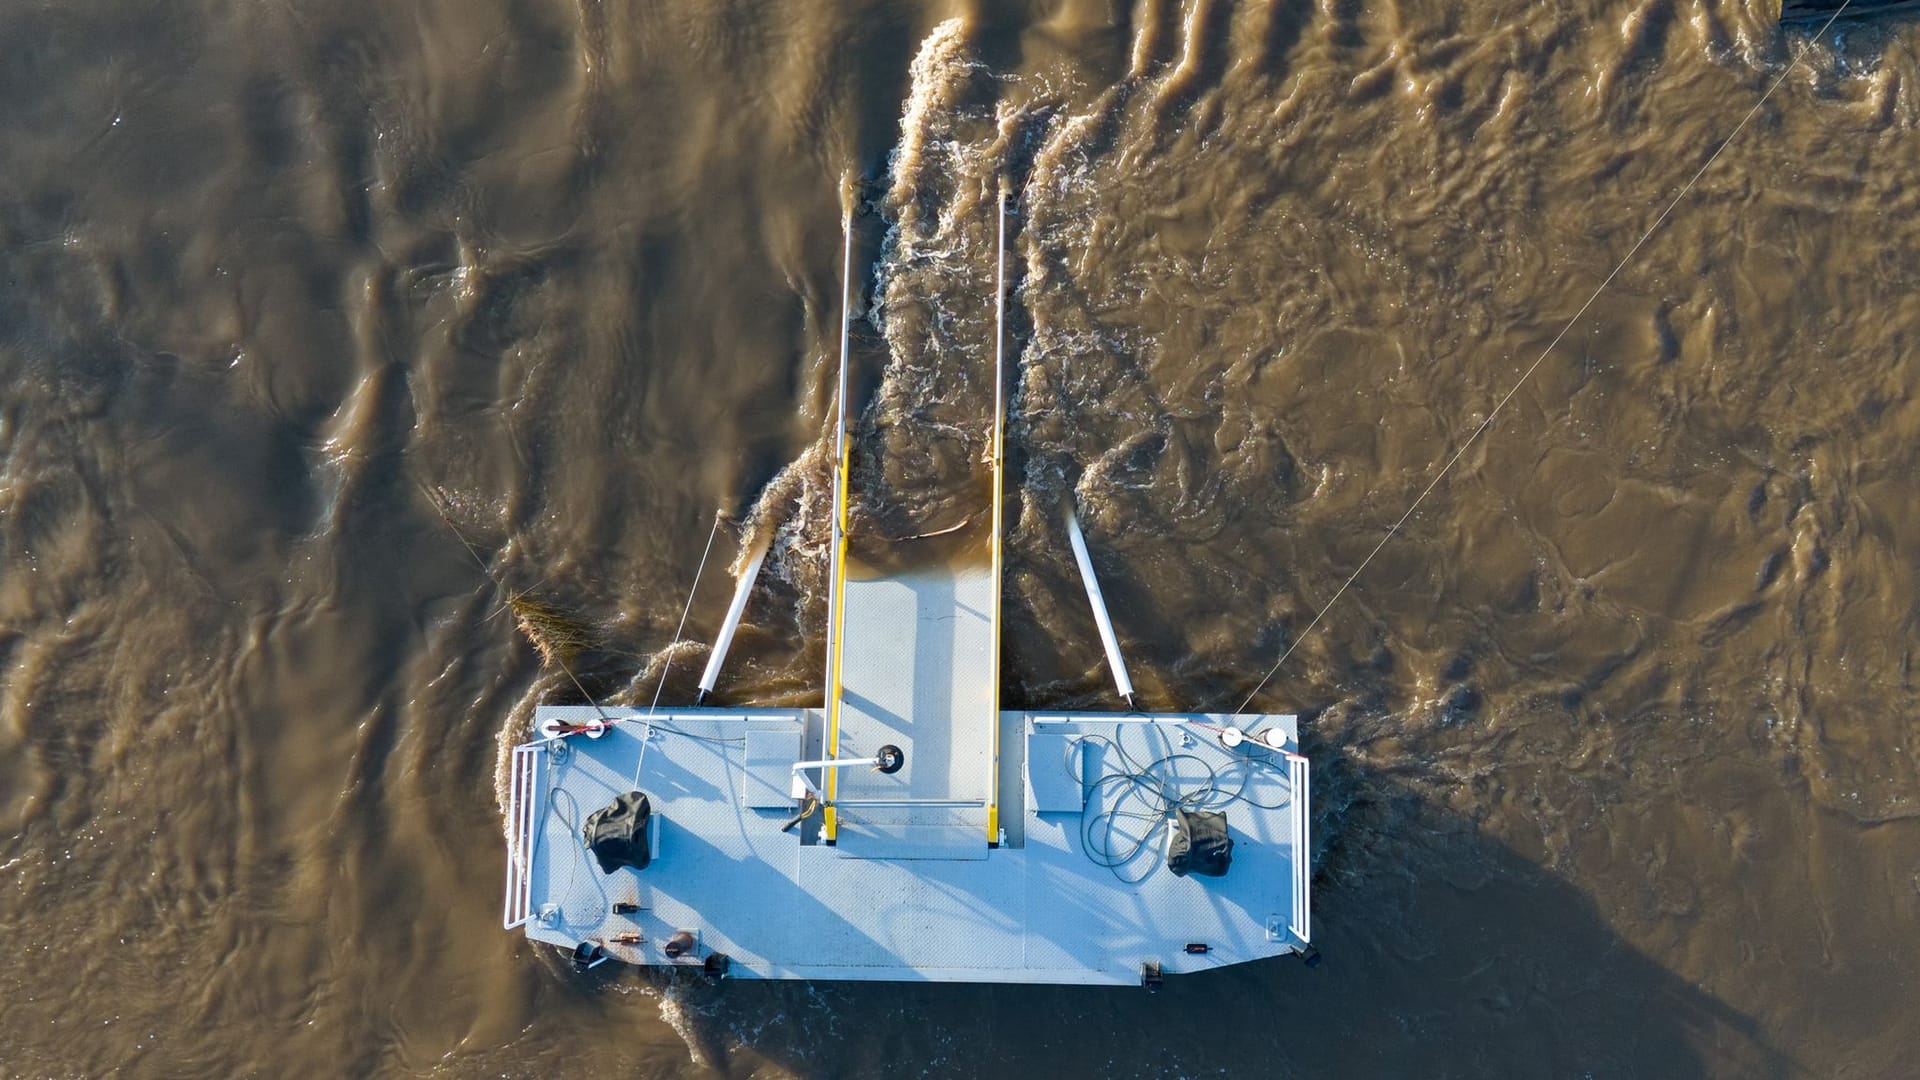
[1065,505,1136,707]
[696,532,772,704]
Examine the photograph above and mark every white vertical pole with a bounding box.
[1065,505,1136,708]
[696,533,772,704]
[986,181,1008,843]
[826,199,854,697]
[992,183,1007,495]
[824,188,856,840]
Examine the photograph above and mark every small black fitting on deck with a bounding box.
[571,941,608,972]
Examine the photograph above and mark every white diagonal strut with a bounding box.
[1066,505,1135,708]
[697,532,771,704]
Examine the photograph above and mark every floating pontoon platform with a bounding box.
[502,553,1311,985]
[499,191,1311,985]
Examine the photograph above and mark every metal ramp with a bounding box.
[827,559,996,859]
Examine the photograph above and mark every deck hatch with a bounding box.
[742,726,803,809]
[1026,732,1085,813]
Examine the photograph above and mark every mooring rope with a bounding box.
[633,511,727,787]
[416,480,620,732]
[1237,3,1855,714]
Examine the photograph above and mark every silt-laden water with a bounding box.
[3,1,1918,1076]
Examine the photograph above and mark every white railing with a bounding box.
[1289,753,1311,944]
[502,741,545,930]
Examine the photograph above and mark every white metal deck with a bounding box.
[507,705,1308,984]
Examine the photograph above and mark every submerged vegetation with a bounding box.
[507,592,597,668]
[417,482,604,671]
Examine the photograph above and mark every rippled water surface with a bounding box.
[4,1,1919,1076]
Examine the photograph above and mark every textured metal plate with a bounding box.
[1025,732,1085,813]
[834,817,992,860]
[742,724,802,809]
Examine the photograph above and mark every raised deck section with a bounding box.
[507,706,1308,983]
[830,558,996,857]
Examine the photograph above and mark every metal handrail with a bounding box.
[501,741,545,930]
[1288,754,1311,944]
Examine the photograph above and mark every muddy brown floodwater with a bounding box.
[4,0,1919,1076]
